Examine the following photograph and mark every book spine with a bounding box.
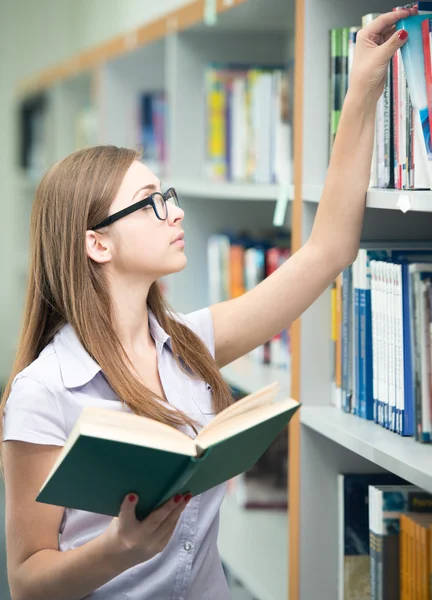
[330,29,343,158]
[393,50,401,189]
[342,266,352,412]
[157,451,211,508]
[354,259,361,416]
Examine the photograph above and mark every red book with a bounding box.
[422,19,432,137]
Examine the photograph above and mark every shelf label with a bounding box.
[204,0,217,26]
[273,184,291,227]
[396,194,411,213]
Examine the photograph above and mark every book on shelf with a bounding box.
[205,63,293,185]
[207,230,291,369]
[137,92,167,178]
[36,382,299,520]
[331,246,432,445]
[329,5,432,190]
[337,473,406,600]
[369,483,432,599]
[18,92,49,181]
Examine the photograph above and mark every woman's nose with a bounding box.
[168,203,185,224]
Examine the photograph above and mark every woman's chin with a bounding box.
[165,254,188,275]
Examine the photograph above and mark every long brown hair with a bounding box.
[0,145,233,450]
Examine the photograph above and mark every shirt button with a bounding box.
[184,541,193,552]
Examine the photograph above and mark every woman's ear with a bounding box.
[85,230,112,264]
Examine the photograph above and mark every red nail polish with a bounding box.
[174,494,183,503]
[184,494,193,503]
[398,30,408,41]
[128,494,137,502]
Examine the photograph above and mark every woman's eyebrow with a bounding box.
[132,183,158,200]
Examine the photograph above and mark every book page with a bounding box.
[38,407,197,495]
[199,381,281,436]
[196,397,298,450]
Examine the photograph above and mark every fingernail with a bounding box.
[184,494,193,503]
[128,493,137,502]
[398,30,408,41]
[174,494,183,504]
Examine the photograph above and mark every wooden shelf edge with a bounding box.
[17,0,248,98]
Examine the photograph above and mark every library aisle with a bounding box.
[4,1,294,599]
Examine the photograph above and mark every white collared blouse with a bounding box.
[3,308,230,600]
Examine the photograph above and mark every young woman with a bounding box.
[0,9,414,600]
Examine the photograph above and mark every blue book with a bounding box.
[396,14,432,187]
[359,252,374,420]
[354,284,360,417]
[341,267,352,413]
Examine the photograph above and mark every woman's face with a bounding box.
[87,160,187,280]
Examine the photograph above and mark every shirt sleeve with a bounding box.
[179,307,216,359]
[2,376,67,446]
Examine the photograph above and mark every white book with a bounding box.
[370,260,379,423]
[413,109,431,189]
[375,262,384,426]
[378,261,389,427]
[386,262,396,430]
[376,93,385,187]
[232,75,248,182]
[418,277,432,441]
[395,264,405,435]
[254,72,273,184]
[400,58,407,189]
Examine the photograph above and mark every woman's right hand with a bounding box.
[102,492,192,567]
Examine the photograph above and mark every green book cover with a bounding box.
[36,392,300,521]
[330,28,343,157]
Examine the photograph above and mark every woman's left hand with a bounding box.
[349,7,417,103]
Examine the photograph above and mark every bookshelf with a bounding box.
[289,0,432,599]
[218,494,288,600]
[221,356,290,397]
[14,1,294,599]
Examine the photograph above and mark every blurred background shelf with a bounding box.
[173,179,290,202]
[218,494,288,600]
[221,356,290,398]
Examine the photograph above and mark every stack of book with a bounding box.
[331,248,432,444]
[339,473,432,599]
[207,230,291,369]
[137,92,167,178]
[205,64,293,184]
[329,2,432,190]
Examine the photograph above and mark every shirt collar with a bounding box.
[54,310,172,389]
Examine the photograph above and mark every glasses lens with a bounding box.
[153,193,166,219]
[165,188,179,208]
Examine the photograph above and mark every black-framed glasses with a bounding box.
[91,187,180,230]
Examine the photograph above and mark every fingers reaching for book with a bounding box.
[349,10,414,103]
[365,7,416,37]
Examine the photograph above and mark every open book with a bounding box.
[36,382,300,520]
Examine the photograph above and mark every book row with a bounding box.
[330,3,432,191]
[332,248,432,443]
[208,231,291,369]
[205,65,293,185]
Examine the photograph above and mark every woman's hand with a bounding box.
[349,7,417,102]
[102,492,192,568]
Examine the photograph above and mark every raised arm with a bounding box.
[211,8,414,368]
